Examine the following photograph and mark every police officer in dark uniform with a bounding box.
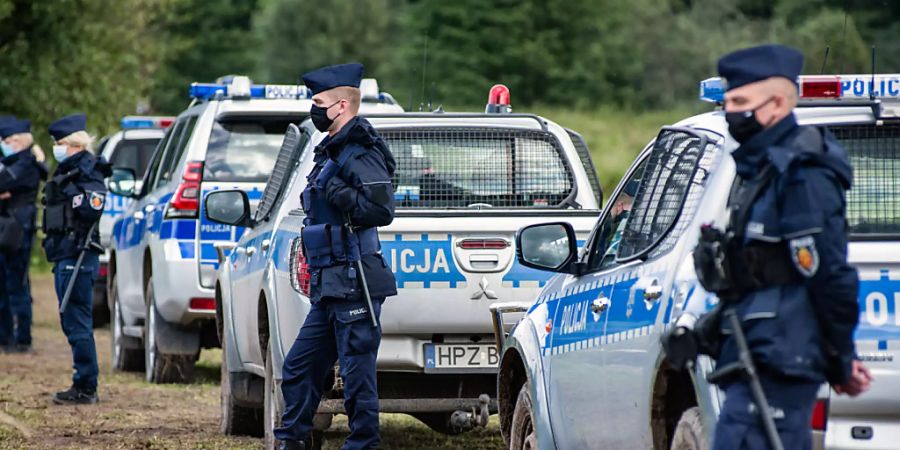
[44,113,110,405]
[275,63,397,450]
[682,45,873,449]
[0,117,48,353]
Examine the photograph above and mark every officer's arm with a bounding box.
[783,167,859,385]
[325,151,395,228]
[72,180,108,224]
[0,160,26,192]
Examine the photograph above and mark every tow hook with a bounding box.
[450,394,491,431]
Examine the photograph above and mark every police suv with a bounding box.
[92,116,172,326]
[206,87,604,445]
[494,74,900,450]
[106,76,402,383]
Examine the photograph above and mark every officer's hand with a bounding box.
[833,360,873,397]
[0,191,9,199]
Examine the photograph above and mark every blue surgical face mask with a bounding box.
[53,144,69,162]
[0,141,15,157]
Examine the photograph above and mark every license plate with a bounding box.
[424,343,499,373]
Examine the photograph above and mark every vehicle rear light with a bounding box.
[811,399,828,431]
[800,76,842,99]
[290,237,310,296]
[166,161,204,218]
[189,297,216,311]
[98,264,108,278]
[458,239,510,250]
[158,118,174,128]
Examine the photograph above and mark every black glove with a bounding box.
[662,325,699,371]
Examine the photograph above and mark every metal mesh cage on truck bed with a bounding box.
[829,123,900,237]
[379,127,576,209]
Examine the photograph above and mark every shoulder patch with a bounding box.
[789,236,819,277]
[89,191,105,210]
[72,194,83,208]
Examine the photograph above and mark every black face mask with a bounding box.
[725,97,774,144]
[310,100,342,132]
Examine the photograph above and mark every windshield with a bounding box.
[384,128,574,208]
[830,123,900,236]
[109,138,160,177]
[204,117,304,182]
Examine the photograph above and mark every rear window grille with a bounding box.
[566,128,603,202]
[380,128,575,209]
[829,124,900,236]
[617,129,710,260]
[255,124,307,222]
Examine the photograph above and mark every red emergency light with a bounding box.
[485,84,512,113]
[800,76,842,99]
[458,239,510,250]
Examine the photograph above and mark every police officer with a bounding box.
[275,63,397,450]
[44,113,110,405]
[0,117,48,353]
[692,45,872,449]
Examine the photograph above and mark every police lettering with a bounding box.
[201,223,231,233]
[559,301,589,335]
[389,248,450,274]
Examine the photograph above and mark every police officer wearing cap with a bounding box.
[275,63,397,450]
[44,113,111,405]
[687,45,872,449]
[0,117,47,353]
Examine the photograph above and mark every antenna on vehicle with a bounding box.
[838,0,849,74]
[419,35,429,112]
[870,46,877,102]
[408,68,417,111]
[820,46,830,74]
[428,82,436,111]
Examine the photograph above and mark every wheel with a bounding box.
[509,381,537,450]
[220,336,263,436]
[110,274,144,372]
[144,276,196,383]
[263,338,322,450]
[670,406,709,450]
[413,412,466,435]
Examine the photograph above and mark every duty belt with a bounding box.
[301,224,379,269]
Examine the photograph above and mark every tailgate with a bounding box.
[378,213,597,334]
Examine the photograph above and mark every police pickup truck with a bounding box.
[205,86,604,446]
[494,74,900,450]
[92,116,172,326]
[106,76,402,383]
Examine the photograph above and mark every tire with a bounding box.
[110,274,144,372]
[264,338,322,450]
[509,381,537,450]
[413,412,466,435]
[220,337,263,436]
[670,406,709,450]
[144,276,196,383]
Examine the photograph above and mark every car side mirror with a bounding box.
[516,222,579,274]
[205,190,253,228]
[108,167,137,197]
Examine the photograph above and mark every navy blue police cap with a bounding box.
[48,113,87,141]
[717,44,804,91]
[0,118,31,139]
[302,63,364,95]
[623,179,640,197]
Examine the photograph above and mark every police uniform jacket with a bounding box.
[42,151,111,262]
[302,116,398,302]
[718,113,859,386]
[0,147,47,234]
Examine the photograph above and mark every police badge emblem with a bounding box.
[789,236,819,277]
[89,192,105,210]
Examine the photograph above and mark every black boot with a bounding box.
[278,440,307,450]
[53,387,98,405]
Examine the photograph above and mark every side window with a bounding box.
[585,158,648,271]
[255,124,309,222]
[157,116,197,185]
[142,127,175,195]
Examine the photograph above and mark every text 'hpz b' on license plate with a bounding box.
[424,344,499,373]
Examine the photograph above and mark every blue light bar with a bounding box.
[699,77,725,103]
[188,82,312,100]
[121,116,175,129]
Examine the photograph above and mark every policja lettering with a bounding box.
[662,45,871,450]
[275,63,398,450]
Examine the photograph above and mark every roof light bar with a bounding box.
[188,82,312,100]
[700,74,900,103]
[121,116,176,129]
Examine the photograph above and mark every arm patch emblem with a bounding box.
[72,194,83,208]
[789,236,819,277]
[89,192,105,210]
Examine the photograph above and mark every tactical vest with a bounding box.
[43,169,84,234]
[300,147,380,269]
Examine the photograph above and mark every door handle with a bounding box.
[246,246,257,256]
[261,239,271,251]
[591,295,610,314]
[643,280,663,302]
[133,211,144,220]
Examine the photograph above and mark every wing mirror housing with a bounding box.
[204,190,254,228]
[516,222,582,275]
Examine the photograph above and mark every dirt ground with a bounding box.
[0,274,505,449]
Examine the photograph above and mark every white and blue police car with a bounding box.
[205,86,605,446]
[92,115,173,326]
[106,76,403,383]
[494,75,900,450]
